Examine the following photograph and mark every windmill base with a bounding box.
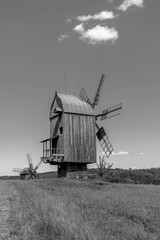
[57,163,87,177]
[20,173,26,180]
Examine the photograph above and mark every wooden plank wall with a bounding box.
[63,113,96,163]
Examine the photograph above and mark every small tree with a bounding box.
[96,155,113,178]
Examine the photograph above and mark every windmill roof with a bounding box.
[57,92,94,115]
[52,92,94,116]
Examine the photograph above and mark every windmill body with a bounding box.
[41,92,96,177]
[41,74,122,177]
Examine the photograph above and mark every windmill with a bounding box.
[40,74,122,177]
[13,153,44,180]
[79,74,122,158]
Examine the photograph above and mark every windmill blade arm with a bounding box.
[96,103,122,121]
[34,159,44,172]
[96,125,113,158]
[79,88,92,106]
[92,74,105,109]
[13,168,24,173]
[27,153,33,170]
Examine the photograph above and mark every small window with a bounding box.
[59,126,63,135]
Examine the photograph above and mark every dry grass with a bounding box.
[9,178,160,240]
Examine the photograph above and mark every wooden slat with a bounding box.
[50,112,96,164]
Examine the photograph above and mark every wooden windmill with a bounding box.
[13,154,43,180]
[41,74,122,177]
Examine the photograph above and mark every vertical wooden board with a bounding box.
[64,114,68,162]
[78,115,82,163]
[90,116,94,162]
[87,116,91,162]
[80,116,84,162]
[79,115,83,162]
[86,116,91,162]
[85,116,89,162]
[85,116,88,162]
[59,115,64,154]
[78,115,81,162]
[83,115,87,162]
[90,117,93,161]
[64,114,72,162]
[72,115,77,161]
[75,115,79,162]
[68,114,73,163]
[91,117,96,162]
[71,114,74,162]
[63,114,66,161]
[50,117,57,137]
[67,114,71,161]
[80,116,83,162]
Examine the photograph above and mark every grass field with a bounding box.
[9,178,160,240]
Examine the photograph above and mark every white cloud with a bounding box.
[112,151,129,155]
[65,18,72,24]
[74,23,85,33]
[140,152,144,155]
[58,34,69,42]
[117,0,144,11]
[74,24,118,45]
[76,10,117,22]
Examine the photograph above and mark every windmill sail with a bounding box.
[92,74,105,109]
[96,103,122,121]
[79,74,122,160]
[27,153,33,170]
[13,153,44,180]
[79,88,92,106]
[34,159,44,172]
[13,168,25,173]
[96,126,113,158]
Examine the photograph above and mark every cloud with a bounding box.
[74,23,84,33]
[76,10,117,22]
[65,18,72,24]
[112,151,129,155]
[140,152,144,155]
[117,0,144,11]
[74,24,118,45]
[58,34,69,42]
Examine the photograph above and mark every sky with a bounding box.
[0,0,160,175]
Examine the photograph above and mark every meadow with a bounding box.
[9,178,160,240]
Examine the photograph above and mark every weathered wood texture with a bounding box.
[49,92,96,164]
[63,113,96,163]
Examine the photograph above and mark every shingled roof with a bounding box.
[50,92,94,117]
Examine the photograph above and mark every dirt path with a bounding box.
[0,181,12,240]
